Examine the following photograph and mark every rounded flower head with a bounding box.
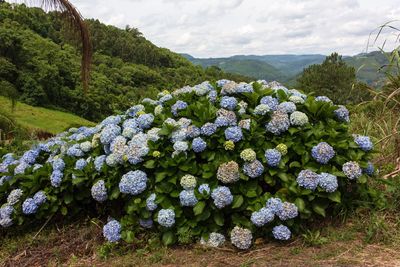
[119,170,148,195]
[290,111,309,126]
[260,96,279,111]
[198,184,210,195]
[172,100,188,116]
[240,148,257,162]
[289,95,305,104]
[7,189,23,205]
[52,158,65,171]
[173,141,189,152]
[224,140,235,151]
[354,135,373,151]
[137,114,154,129]
[22,198,38,215]
[152,151,161,158]
[266,110,290,135]
[211,186,233,208]
[192,137,207,153]
[157,209,175,227]
[278,102,297,114]
[315,96,332,103]
[91,180,108,202]
[225,126,243,143]
[100,124,121,145]
[277,202,298,221]
[103,219,121,242]
[217,161,240,183]
[0,205,14,227]
[201,123,217,136]
[220,96,238,110]
[272,225,291,240]
[276,144,288,156]
[318,173,338,193]
[311,142,335,164]
[33,191,47,205]
[265,149,281,167]
[187,125,201,139]
[239,119,251,130]
[75,158,87,170]
[179,190,198,206]
[253,104,270,115]
[94,155,106,172]
[50,170,63,187]
[230,226,252,250]
[180,175,197,190]
[297,169,319,190]
[266,197,283,214]
[154,105,163,116]
[80,141,92,153]
[146,193,158,211]
[139,218,153,229]
[200,233,225,247]
[243,160,264,178]
[251,207,274,227]
[334,105,350,122]
[342,161,362,180]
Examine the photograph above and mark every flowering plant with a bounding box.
[0,80,375,249]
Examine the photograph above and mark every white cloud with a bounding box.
[39,0,400,57]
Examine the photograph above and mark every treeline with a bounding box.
[0,3,250,121]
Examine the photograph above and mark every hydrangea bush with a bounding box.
[0,80,375,249]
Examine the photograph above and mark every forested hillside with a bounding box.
[0,3,250,121]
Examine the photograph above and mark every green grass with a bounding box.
[0,96,95,134]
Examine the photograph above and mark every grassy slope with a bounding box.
[0,96,95,134]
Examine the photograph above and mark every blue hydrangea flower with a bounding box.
[200,232,226,247]
[354,135,373,151]
[0,205,13,227]
[266,111,290,135]
[318,173,338,193]
[173,141,189,152]
[33,191,47,205]
[265,149,281,167]
[146,193,158,211]
[50,170,63,187]
[217,79,230,87]
[103,219,121,242]
[363,161,374,176]
[172,100,188,116]
[334,105,350,122]
[311,142,335,164]
[157,209,175,227]
[21,149,39,165]
[224,126,243,143]
[266,197,283,214]
[119,170,148,195]
[236,83,254,93]
[272,225,291,240]
[187,125,201,138]
[315,96,333,103]
[297,169,319,190]
[260,96,279,111]
[198,184,210,195]
[342,161,362,180]
[277,102,297,114]
[159,94,173,103]
[0,176,11,186]
[277,202,298,220]
[137,114,154,129]
[250,207,274,227]
[94,155,106,172]
[207,90,217,103]
[179,190,198,206]
[22,198,38,214]
[75,158,87,170]
[105,153,119,167]
[139,218,153,229]
[100,124,121,145]
[101,115,121,126]
[192,137,207,153]
[220,96,238,110]
[290,111,309,126]
[91,180,108,202]
[211,186,233,208]
[243,160,264,178]
[7,189,23,205]
[14,161,30,175]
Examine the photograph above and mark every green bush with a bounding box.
[0,80,376,249]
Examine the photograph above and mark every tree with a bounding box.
[10,0,91,92]
[296,53,364,104]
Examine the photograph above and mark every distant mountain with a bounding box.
[182,52,389,87]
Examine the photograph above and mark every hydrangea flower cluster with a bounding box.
[0,79,374,250]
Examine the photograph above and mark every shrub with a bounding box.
[0,80,375,249]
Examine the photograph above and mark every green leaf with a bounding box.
[328,191,341,203]
[232,195,244,209]
[162,231,175,246]
[144,160,156,169]
[213,213,224,226]
[61,206,68,216]
[124,231,135,243]
[295,198,306,212]
[155,172,167,183]
[312,203,326,217]
[64,193,73,204]
[193,201,206,216]
[289,161,301,168]
[245,190,257,198]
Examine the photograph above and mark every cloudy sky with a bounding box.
[55,0,400,57]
